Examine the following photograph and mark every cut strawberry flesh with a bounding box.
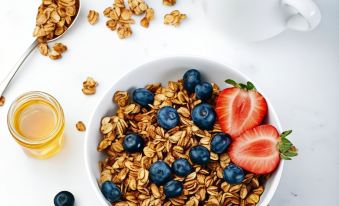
[240,140,276,157]
[229,125,280,174]
[216,88,267,138]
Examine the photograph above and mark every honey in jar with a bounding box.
[8,91,65,159]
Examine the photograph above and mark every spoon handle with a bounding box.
[0,39,39,97]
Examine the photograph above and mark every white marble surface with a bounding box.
[0,0,338,205]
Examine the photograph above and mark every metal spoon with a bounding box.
[0,0,81,97]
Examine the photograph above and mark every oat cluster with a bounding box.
[33,0,77,60]
[76,121,86,131]
[103,0,135,39]
[0,96,5,106]
[82,77,98,95]
[98,80,268,206]
[99,0,185,39]
[87,10,100,25]
[38,42,68,60]
[164,10,187,26]
[163,0,176,6]
[140,8,155,28]
[128,0,148,15]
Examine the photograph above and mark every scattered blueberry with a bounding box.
[189,145,210,165]
[101,181,122,202]
[133,88,154,107]
[54,191,75,206]
[123,133,144,153]
[172,158,193,177]
[149,161,173,185]
[183,69,201,93]
[164,180,183,198]
[211,133,231,154]
[195,82,213,101]
[157,106,179,130]
[223,164,245,184]
[192,103,216,130]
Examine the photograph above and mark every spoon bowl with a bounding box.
[0,0,81,97]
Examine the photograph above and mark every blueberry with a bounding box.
[101,181,122,202]
[183,69,201,93]
[189,145,210,165]
[123,133,144,153]
[211,133,231,154]
[164,180,183,198]
[192,103,216,130]
[54,191,75,206]
[157,106,179,130]
[223,164,245,184]
[172,158,193,177]
[149,161,173,185]
[133,88,154,107]
[195,82,213,101]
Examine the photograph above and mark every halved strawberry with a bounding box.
[229,125,297,174]
[216,79,268,139]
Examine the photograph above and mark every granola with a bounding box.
[48,50,62,60]
[38,43,49,56]
[33,0,78,41]
[76,121,86,131]
[103,0,135,39]
[87,10,99,25]
[53,43,68,53]
[0,96,5,106]
[97,77,268,205]
[140,8,154,28]
[163,0,176,6]
[82,77,98,95]
[164,10,187,26]
[128,0,148,15]
[33,0,78,59]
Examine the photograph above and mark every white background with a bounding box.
[0,0,338,205]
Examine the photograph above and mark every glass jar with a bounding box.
[7,91,65,159]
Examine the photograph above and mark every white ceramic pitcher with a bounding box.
[205,0,321,41]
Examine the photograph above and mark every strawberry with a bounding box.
[216,79,268,139]
[228,125,297,174]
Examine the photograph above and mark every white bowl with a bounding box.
[84,56,284,206]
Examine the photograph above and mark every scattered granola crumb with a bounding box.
[76,121,86,131]
[53,43,68,53]
[163,0,176,6]
[48,51,62,60]
[128,0,148,15]
[0,96,5,106]
[117,23,132,39]
[103,0,135,39]
[82,77,98,95]
[164,10,187,26]
[38,43,49,56]
[140,8,154,28]
[87,10,99,25]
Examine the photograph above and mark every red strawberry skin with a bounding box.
[228,125,280,174]
[216,87,268,139]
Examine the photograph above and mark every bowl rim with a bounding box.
[84,55,284,206]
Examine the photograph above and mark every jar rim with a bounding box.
[7,91,64,145]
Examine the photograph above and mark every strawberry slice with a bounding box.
[229,125,297,174]
[216,79,268,138]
